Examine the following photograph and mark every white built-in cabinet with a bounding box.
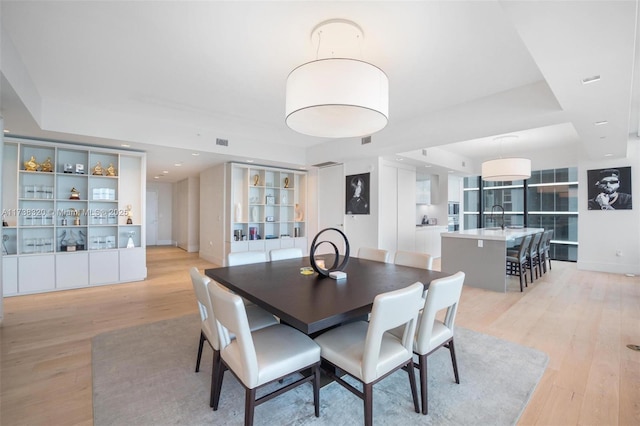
[1,137,147,296]
[380,164,416,254]
[415,225,448,258]
[225,163,307,262]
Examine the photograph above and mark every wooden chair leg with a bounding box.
[407,359,420,413]
[419,353,428,415]
[448,339,460,384]
[245,388,256,426]
[195,331,205,372]
[364,382,373,426]
[209,349,220,407]
[212,360,226,411]
[313,364,320,417]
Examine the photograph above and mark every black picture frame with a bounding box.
[345,172,370,215]
[587,166,632,210]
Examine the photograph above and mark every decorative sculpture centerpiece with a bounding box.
[24,156,39,171]
[92,161,104,175]
[126,205,133,224]
[309,227,350,277]
[70,187,80,200]
[40,157,53,172]
[127,231,136,248]
[106,163,117,176]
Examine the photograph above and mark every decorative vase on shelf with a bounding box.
[235,203,242,222]
[295,203,304,221]
[251,206,258,222]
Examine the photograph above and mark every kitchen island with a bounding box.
[441,227,544,292]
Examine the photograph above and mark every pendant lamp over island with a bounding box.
[285,19,389,138]
[481,135,531,181]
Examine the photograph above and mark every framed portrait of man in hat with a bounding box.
[587,166,632,210]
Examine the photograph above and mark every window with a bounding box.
[463,168,578,261]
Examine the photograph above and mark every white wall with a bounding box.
[146,181,174,245]
[174,176,200,253]
[199,164,226,266]
[0,116,4,322]
[577,138,640,275]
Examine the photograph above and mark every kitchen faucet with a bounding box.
[490,205,505,230]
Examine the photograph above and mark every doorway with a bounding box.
[146,190,158,246]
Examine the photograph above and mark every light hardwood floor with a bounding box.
[1,246,638,425]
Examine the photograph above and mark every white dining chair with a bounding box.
[227,251,268,266]
[189,268,278,407]
[208,281,321,426]
[391,271,465,414]
[269,247,303,261]
[357,247,389,263]
[394,250,434,270]
[313,282,424,426]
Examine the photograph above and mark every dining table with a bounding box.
[205,256,452,336]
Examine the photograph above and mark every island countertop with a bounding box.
[441,227,544,241]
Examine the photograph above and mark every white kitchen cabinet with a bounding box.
[415,225,447,258]
[417,174,440,205]
[2,137,147,295]
[380,164,416,253]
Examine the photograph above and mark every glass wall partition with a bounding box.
[462,167,578,261]
[527,168,578,261]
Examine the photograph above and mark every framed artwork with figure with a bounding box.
[587,166,632,210]
[345,173,370,215]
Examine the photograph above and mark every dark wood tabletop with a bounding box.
[205,256,451,335]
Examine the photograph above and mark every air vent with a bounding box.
[361,136,372,145]
[312,161,341,168]
[216,138,228,146]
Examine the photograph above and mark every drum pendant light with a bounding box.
[481,135,531,181]
[285,19,389,138]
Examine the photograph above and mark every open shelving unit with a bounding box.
[226,163,307,261]
[2,138,147,295]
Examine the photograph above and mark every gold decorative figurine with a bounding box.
[24,156,39,171]
[284,177,290,188]
[106,163,117,176]
[92,161,104,175]
[41,157,53,172]
[70,187,80,200]
[253,174,260,186]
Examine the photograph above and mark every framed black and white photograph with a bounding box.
[345,173,370,215]
[587,166,632,210]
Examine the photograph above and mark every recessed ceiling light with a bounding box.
[299,166,306,170]
[395,157,404,161]
[3,129,10,133]
[424,165,432,168]
[154,176,160,179]
[594,120,608,126]
[191,152,200,156]
[581,75,601,84]
[162,170,169,174]
[174,163,183,167]
[121,143,130,147]
[604,153,613,157]
[246,159,254,163]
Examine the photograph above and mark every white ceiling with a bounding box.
[1,1,639,183]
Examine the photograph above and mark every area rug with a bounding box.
[92,314,548,425]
